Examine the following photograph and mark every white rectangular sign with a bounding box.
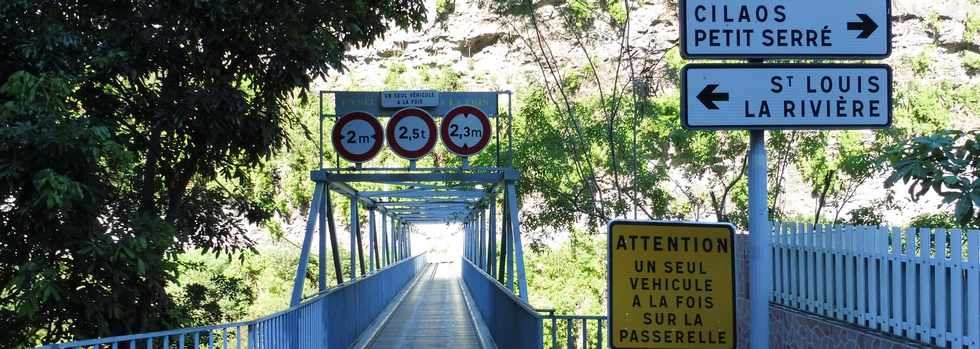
[681,0,890,58]
[335,91,499,116]
[682,64,892,130]
[381,90,439,108]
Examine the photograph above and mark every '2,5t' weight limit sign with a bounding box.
[386,107,438,159]
[682,64,892,130]
[680,0,891,58]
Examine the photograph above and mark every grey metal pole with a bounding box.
[318,91,323,170]
[479,211,486,270]
[350,198,358,279]
[368,208,376,273]
[506,182,529,301]
[317,184,327,291]
[748,130,771,349]
[381,211,389,266]
[489,194,497,278]
[291,183,323,305]
[469,220,473,262]
[325,189,344,285]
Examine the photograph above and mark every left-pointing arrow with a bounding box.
[697,84,729,110]
[847,14,878,39]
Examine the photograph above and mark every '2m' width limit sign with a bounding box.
[681,0,891,58]
[682,64,892,130]
[608,221,736,349]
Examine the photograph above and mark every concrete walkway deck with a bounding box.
[365,262,487,349]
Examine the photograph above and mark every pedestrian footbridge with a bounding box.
[42,167,548,349]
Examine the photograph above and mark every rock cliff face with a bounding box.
[304,0,979,230]
[321,0,979,93]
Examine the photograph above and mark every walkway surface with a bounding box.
[366,261,485,349]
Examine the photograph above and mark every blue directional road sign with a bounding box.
[680,0,891,59]
[681,64,892,130]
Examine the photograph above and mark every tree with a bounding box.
[0,0,424,346]
[885,129,980,227]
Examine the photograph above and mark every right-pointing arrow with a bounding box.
[697,84,729,110]
[847,14,878,39]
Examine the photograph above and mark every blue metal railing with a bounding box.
[40,253,427,349]
[461,257,543,349]
[536,310,605,349]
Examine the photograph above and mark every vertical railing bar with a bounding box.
[919,227,933,343]
[952,228,965,348]
[879,225,890,333]
[832,225,847,321]
[582,319,588,349]
[890,226,901,335]
[968,229,980,349]
[551,316,557,349]
[856,224,865,325]
[596,318,606,349]
[816,224,826,316]
[868,225,879,331]
[566,319,572,349]
[842,224,850,322]
[806,223,815,313]
[905,227,917,340]
[937,228,948,345]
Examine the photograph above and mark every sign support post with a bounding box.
[747,129,770,349]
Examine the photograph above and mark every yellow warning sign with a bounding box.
[608,221,736,349]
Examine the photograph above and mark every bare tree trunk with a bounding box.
[814,170,836,225]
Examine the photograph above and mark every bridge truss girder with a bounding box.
[289,167,530,306]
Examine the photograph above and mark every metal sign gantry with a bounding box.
[288,90,530,306]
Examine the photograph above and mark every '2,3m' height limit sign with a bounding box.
[682,64,892,130]
[608,221,736,349]
[681,0,890,58]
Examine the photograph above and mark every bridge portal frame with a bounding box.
[288,90,530,306]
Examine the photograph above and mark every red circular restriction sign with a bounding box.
[386,108,437,159]
[331,112,384,163]
[440,105,492,156]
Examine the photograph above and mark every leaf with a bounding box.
[954,197,974,226]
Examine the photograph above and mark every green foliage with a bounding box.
[664,48,687,86]
[168,247,351,325]
[436,0,456,21]
[908,213,958,229]
[889,82,953,139]
[847,206,885,226]
[905,46,934,76]
[926,12,942,38]
[526,231,606,348]
[420,66,464,91]
[384,63,410,89]
[966,12,980,42]
[606,1,628,27]
[964,52,980,74]
[0,0,425,345]
[885,130,980,227]
[561,0,598,31]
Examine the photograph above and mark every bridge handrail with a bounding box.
[39,321,254,349]
[38,253,428,349]
[461,257,543,349]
